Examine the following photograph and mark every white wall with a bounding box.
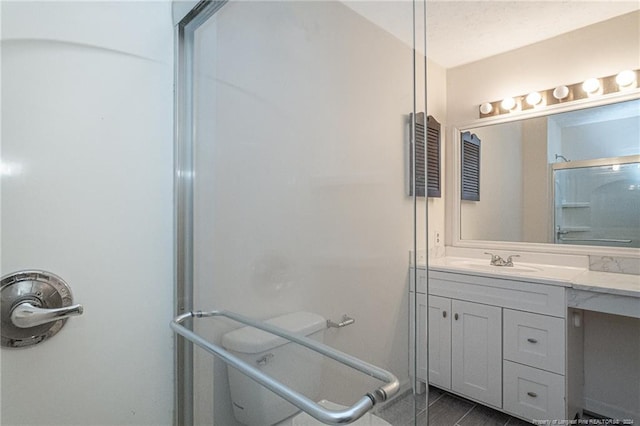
[583,312,640,419]
[521,117,550,243]
[426,58,447,258]
[188,2,437,424]
[460,122,523,242]
[1,2,174,425]
[560,116,640,161]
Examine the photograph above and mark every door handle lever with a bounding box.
[2,270,84,348]
[11,302,84,328]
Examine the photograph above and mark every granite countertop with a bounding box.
[572,270,640,298]
[423,256,640,298]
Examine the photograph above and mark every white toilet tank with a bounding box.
[222,312,327,426]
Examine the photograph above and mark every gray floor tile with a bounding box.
[377,387,530,426]
[428,387,445,407]
[377,386,446,424]
[377,392,417,425]
[418,394,475,426]
[458,404,511,426]
[505,416,533,425]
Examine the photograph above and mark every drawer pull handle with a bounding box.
[527,392,538,398]
[454,313,459,321]
[443,311,447,318]
[527,338,538,344]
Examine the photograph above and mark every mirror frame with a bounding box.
[448,88,640,258]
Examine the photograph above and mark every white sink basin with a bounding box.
[450,259,543,274]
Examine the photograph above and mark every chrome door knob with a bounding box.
[11,302,84,328]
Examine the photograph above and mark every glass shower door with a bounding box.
[175,1,428,424]
[554,159,640,248]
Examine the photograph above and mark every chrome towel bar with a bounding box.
[170,309,399,425]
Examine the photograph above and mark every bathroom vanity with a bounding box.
[410,257,640,423]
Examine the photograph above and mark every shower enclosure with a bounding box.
[554,158,640,248]
[174,1,428,424]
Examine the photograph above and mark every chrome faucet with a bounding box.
[484,252,520,267]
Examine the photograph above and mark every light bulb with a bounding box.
[479,103,493,115]
[616,70,636,88]
[553,85,570,100]
[582,78,600,94]
[525,92,542,106]
[501,97,516,110]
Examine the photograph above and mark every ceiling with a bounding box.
[344,1,640,69]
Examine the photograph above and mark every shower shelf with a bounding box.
[171,309,399,426]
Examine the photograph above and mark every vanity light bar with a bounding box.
[479,69,639,118]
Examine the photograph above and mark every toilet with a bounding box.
[222,312,392,426]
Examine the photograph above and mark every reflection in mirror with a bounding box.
[554,159,639,247]
[460,98,640,248]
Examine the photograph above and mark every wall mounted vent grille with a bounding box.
[461,131,481,201]
[409,113,441,198]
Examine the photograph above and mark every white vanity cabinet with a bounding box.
[410,267,569,422]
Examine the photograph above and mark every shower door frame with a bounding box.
[173,1,429,425]
[174,2,228,425]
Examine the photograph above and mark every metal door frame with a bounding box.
[174,2,227,425]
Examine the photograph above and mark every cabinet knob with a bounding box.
[527,392,538,398]
[454,313,459,320]
[527,338,538,344]
[442,311,447,318]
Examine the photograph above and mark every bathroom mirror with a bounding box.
[457,97,640,250]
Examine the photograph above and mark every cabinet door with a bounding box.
[429,296,452,389]
[451,300,502,408]
[410,292,428,383]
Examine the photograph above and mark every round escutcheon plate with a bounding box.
[1,270,75,348]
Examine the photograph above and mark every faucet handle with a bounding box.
[484,252,502,265]
[505,254,520,266]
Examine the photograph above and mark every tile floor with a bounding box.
[376,387,533,426]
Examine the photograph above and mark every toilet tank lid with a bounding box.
[222,311,326,354]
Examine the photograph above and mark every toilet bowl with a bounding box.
[222,311,391,426]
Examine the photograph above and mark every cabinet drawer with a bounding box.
[429,270,566,317]
[503,361,565,422]
[504,309,565,375]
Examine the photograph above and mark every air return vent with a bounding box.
[461,131,481,201]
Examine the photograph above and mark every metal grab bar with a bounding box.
[170,310,399,425]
